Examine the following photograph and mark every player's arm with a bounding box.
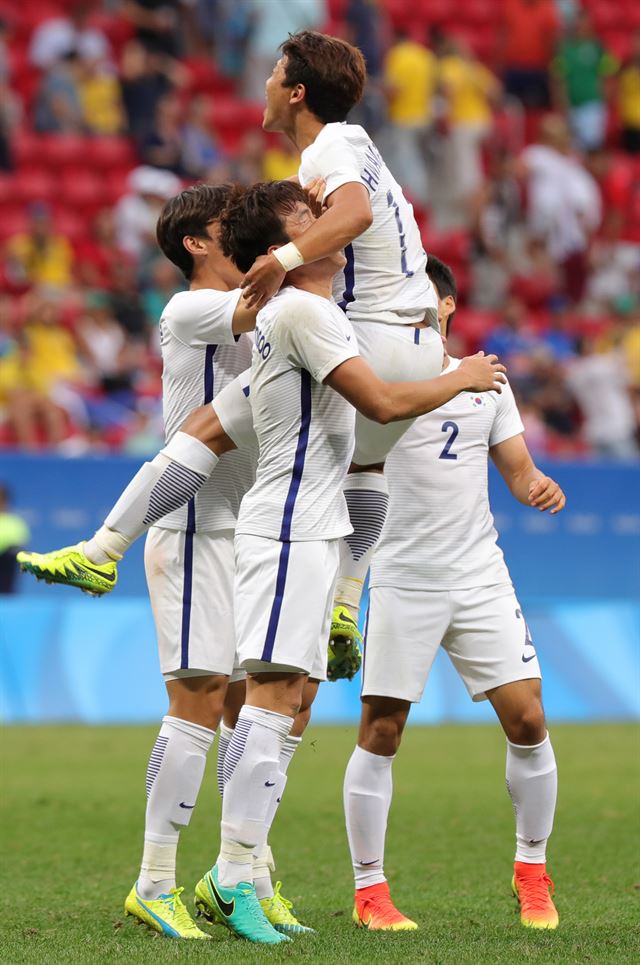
[490,434,566,514]
[242,181,372,309]
[230,292,258,334]
[325,353,507,424]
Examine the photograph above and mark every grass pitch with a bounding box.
[2,723,639,964]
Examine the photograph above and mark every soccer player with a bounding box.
[343,257,566,932]
[241,31,447,661]
[190,181,507,944]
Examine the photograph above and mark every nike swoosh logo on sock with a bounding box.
[264,781,276,787]
[179,802,195,809]
[359,859,379,866]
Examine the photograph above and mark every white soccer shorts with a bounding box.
[234,534,339,680]
[145,526,244,681]
[352,320,444,466]
[362,582,542,703]
[214,368,256,449]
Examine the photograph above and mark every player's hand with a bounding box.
[528,476,566,514]
[459,352,507,393]
[304,177,326,218]
[241,254,286,310]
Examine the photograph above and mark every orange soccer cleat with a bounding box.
[353,881,418,931]
[512,862,559,929]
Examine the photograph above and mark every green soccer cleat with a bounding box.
[17,542,117,596]
[260,881,315,935]
[327,604,362,681]
[194,865,290,944]
[124,884,211,939]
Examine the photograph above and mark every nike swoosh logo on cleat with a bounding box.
[208,876,235,917]
[80,564,116,582]
[338,612,356,626]
[179,802,195,809]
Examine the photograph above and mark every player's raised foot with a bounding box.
[16,542,117,596]
[512,862,559,930]
[327,605,362,681]
[260,880,315,935]
[353,881,418,931]
[194,866,290,944]
[124,884,210,939]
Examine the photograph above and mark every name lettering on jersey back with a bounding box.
[254,324,271,361]
[361,142,383,193]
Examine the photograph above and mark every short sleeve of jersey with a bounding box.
[275,297,359,384]
[162,288,242,348]
[489,379,525,447]
[300,133,363,200]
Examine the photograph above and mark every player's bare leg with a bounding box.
[344,696,417,930]
[126,673,230,938]
[487,679,559,929]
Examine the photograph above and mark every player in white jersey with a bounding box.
[239,31,447,661]
[197,181,507,944]
[343,257,566,933]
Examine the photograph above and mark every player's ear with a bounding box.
[289,83,306,107]
[183,235,207,257]
[443,295,456,318]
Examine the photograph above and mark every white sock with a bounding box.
[506,733,557,864]
[344,745,393,889]
[253,734,302,899]
[217,705,294,888]
[335,473,389,623]
[84,432,218,564]
[216,723,234,797]
[137,715,215,899]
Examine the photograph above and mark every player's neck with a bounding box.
[287,112,325,153]
[284,265,334,300]
[189,263,231,292]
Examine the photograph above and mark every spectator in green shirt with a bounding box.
[552,11,618,150]
[0,484,30,593]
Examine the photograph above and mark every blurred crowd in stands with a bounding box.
[0,0,638,458]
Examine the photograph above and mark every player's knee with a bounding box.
[180,405,234,455]
[363,713,405,755]
[506,700,546,745]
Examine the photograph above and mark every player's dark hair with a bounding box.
[156,183,237,280]
[427,254,457,331]
[280,30,366,123]
[219,181,309,273]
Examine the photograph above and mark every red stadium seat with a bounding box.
[40,134,90,170]
[59,168,105,213]
[12,168,57,205]
[53,208,87,245]
[0,205,28,241]
[11,132,43,168]
[85,136,136,172]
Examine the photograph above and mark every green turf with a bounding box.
[2,723,639,964]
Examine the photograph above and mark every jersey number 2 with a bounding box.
[439,420,459,460]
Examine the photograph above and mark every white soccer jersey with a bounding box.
[236,286,358,541]
[158,288,256,533]
[370,357,525,590]
[298,122,438,327]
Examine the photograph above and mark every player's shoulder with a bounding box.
[162,287,238,327]
[306,122,366,159]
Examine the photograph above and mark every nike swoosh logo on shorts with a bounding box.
[209,875,235,917]
[522,653,537,663]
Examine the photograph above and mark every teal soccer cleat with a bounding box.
[194,865,290,944]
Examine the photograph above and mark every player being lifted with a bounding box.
[344,257,565,933]
[191,181,506,944]
[20,31,445,679]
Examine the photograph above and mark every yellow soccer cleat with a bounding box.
[353,882,418,931]
[512,862,559,929]
[260,881,315,935]
[124,885,211,939]
[327,604,362,681]
[17,542,117,596]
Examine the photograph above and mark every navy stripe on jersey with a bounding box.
[338,244,355,312]
[181,343,216,669]
[279,370,312,541]
[261,370,312,661]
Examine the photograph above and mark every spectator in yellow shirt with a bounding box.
[618,34,640,154]
[382,30,438,204]
[5,203,74,290]
[439,37,501,217]
[79,56,126,135]
[262,137,299,182]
